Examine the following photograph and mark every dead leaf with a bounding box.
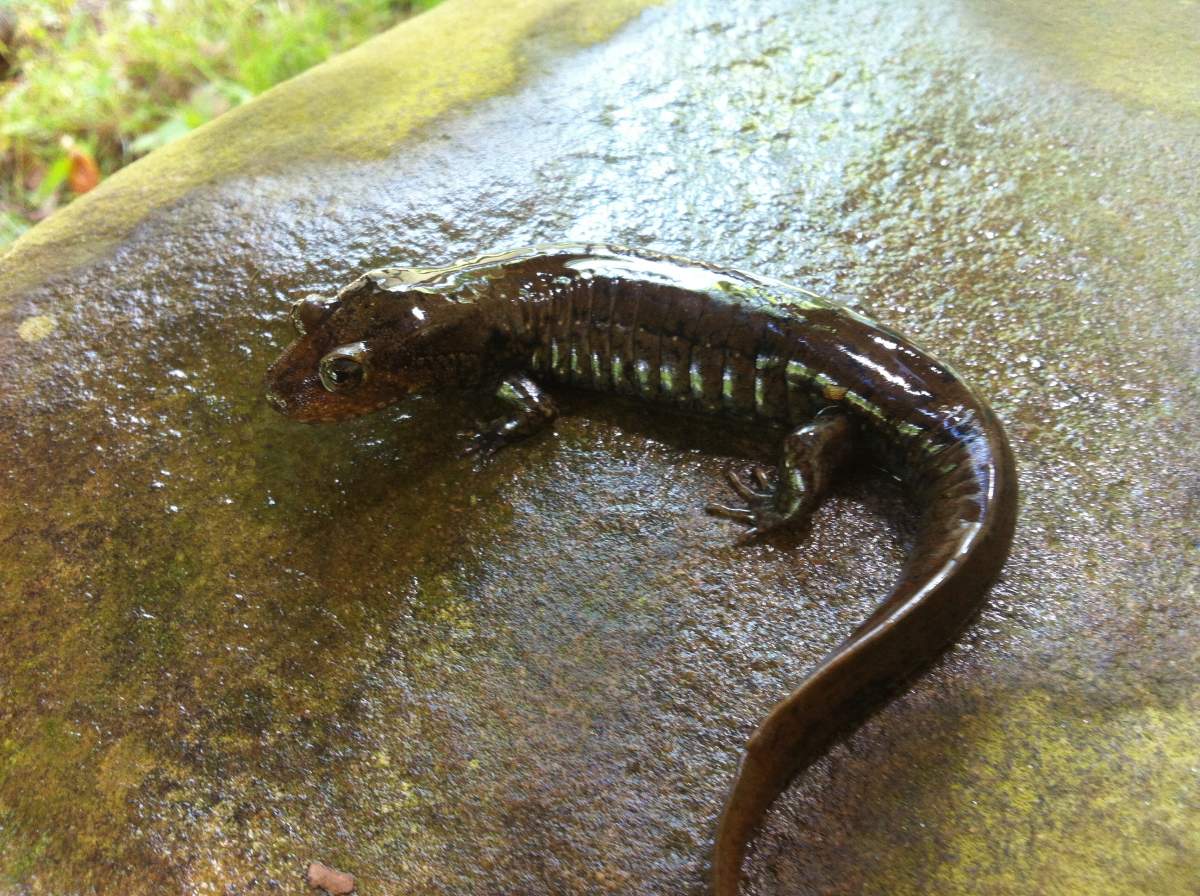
[67,147,100,195]
[306,862,356,895]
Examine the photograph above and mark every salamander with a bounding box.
[264,244,1018,894]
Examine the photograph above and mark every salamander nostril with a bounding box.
[265,389,288,412]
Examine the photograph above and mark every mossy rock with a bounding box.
[1,0,1196,893]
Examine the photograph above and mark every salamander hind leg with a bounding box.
[706,412,853,542]
[461,374,558,458]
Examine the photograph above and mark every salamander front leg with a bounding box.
[707,412,853,542]
[461,374,558,458]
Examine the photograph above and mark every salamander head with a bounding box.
[264,269,473,422]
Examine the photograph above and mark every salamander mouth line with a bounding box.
[291,396,401,423]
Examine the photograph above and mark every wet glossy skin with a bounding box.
[1,0,1196,891]
[265,244,1018,894]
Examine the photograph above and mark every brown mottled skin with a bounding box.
[265,244,1018,895]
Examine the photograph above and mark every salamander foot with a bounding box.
[706,412,854,543]
[707,467,791,542]
[460,373,557,459]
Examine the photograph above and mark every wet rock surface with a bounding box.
[0,1,1196,894]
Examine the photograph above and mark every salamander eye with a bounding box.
[291,295,339,335]
[319,342,370,392]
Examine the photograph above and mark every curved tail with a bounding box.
[711,405,1018,895]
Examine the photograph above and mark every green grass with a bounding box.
[0,0,442,252]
